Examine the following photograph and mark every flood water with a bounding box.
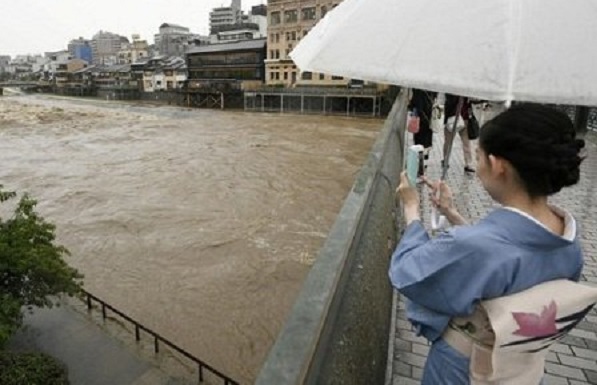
[0,94,381,383]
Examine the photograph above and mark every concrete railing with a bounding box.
[255,89,409,385]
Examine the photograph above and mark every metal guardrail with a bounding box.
[252,86,381,96]
[82,289,239,385]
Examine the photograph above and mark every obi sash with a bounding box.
[443,279,597,385]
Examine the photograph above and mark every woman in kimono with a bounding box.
[390,104,585,384]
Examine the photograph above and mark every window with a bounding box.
[286,32,291,41]
[284,9,298,23]
[321,6,328,18]
[276,33,280,43]
[332,75,344,80]
[275,72,280,80]
[284,72,288,80]
[302,7,316,20]
[319,73,325,80]
[271,11,281,25]
[291,72,297,83]
[302,71,312,80]
[270,72,275,80]
[291,31,296,40]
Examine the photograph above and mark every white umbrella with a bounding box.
[291,0,597,106]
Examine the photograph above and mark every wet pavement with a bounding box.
[391,127,597,385]
[7,298,192,385]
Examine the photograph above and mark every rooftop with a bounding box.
[186,39,266,55]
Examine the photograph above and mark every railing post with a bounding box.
[77,290,239,384]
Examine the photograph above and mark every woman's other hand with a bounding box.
[397,171,420,225]
[425,178,455,215]
[424,177,468,225]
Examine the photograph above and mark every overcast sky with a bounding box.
[1,0,265,57]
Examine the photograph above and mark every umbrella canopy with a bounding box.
[291,0,597,106]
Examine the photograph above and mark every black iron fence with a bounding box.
[82,289,239,385]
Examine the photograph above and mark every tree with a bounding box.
[0,186,83,347]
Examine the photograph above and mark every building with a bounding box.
[118,35,149,64]
[68,37,93,63]
[209,1,268,44]
[131,56,186,92]
[93,64,135,89]
[54,59,88,87]
[90,31,128,66]
[186,38,266,90]
[43,51,73,80]
[154,23,205,57]
[265,0,349,87]
[209,0,243,34]
[251,4,268,17]
[247,6,268,37]
[0,55,10,74]
[209,23,261,44]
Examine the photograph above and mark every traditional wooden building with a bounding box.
[185,38,267,90]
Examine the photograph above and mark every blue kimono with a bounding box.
[389,208,583,385]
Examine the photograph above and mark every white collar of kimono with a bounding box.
[503,206,576,241]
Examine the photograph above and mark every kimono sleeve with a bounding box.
[389,221,509,317]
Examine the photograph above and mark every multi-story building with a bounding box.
[131,56,186,92]
[68,37,93,63]
[154,23,201,57]
[210,23,261,44]
[209,4,267,44]
[0,55,10,74]
[209,0,243,34]
[265,0,349,87]
[118,35,149,64]
[90,31,128,66]
[251,4,268,17]
[186,38,266,90]
[54,59,88,87]
[43,51,74,80]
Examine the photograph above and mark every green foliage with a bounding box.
[0,185,83,347]
[0,351,69,385]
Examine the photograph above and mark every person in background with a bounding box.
[409,89,436,176]
[443,94,475,173]
[391,104,586,384]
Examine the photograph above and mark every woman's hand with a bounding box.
[396,171,420,225]
[425,178,455,215]
[423,177,468,226]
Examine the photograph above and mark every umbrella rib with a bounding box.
[506,0,523,104]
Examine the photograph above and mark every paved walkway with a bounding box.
[8,298,191,385]
[391,128,597,385]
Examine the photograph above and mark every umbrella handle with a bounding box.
[441,96,465,181]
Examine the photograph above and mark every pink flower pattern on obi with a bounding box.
[512,300,558,337]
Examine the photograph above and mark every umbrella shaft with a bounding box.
[441,97,464,180]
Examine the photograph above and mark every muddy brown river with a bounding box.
[0,93,380,383]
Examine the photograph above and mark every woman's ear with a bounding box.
[488,154,506,176]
